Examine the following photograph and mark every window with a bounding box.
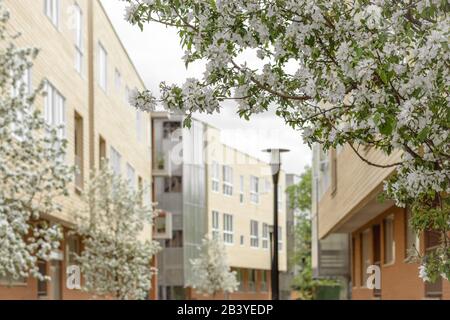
[44,0,59,28]
[262,224,269,249]
[260,271,268,292]
[44,82,66,139]
[278,227,283,251]
[360,230,370,287]
[74,4,83,74]
[37,260,47,297]
[211,161,220,192]
[212,211,220,239]
[250,220,259,248]
[126,163,136,190]
[405,208,420,259]
[115,69,121,90]
[239,175,244,203]
[236,269,244,292]
[250,176,259,204]
[11,68,32,140]
[425,229,443,298]
[66,235,80,265]
[98,43,107,91]
[248,270,256,292]
[99,136,106,168]
[223,214,233,244]
[372,224,381,297]
[74,113,84,191]
[0,274,26,286]
[165,230,183,248]
[223,166,233,196]
[164,176,182,193]
[110,147,121,176]
[352,237,357,286]
[240,235,244,246]
[331,148,337,194]
[384,215,395,264]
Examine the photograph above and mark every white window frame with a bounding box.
[384,214,395,264]
[74,4,83,74]
[223,165,233,196]
[211,161,220,192]
[250,176,259,204]
[250,220,259,248]
[110,147,121,176]
[44,0,60,28]
[126,163,136,190]
[223,214,233,244]
[98,42,108,92]
[262,223,269,249]
[212,211,220,239]
[44,81,66,139]
[11,68,32,140]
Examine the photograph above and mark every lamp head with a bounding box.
[262,148,290,176]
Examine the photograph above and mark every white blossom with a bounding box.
[74,163,161,300]
[188,236,239,297]
[0,3,72,282]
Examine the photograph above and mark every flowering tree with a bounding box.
[74,163,160,300]
[123,1,449,281]
[0,3,72,282]
[188,236,239,298]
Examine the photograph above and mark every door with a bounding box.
[49,260,62,300]
[372,224,381,298]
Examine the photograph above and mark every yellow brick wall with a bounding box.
[205,125,287,272]
[4,0,152,240]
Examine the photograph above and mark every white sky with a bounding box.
[100,0,312,175]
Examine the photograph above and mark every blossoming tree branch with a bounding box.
[123,0,449,280]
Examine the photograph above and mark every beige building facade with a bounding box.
[152,114,287,300]
[0,0,154,300]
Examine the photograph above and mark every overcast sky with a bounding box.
[100,0,312,175]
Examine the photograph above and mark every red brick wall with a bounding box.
[351,206,450,300]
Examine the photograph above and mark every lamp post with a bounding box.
[263,148,289,300]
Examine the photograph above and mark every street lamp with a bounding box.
[262,148,289,300]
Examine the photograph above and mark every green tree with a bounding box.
[286,166,335,299]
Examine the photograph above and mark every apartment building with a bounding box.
[152,113,287,300]
[312,144,450,299]
[0,0,154,300]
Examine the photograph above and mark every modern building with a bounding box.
[0,0,154,300]
[312,144,450,299]
[151,113,288,300]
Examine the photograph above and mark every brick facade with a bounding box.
[351,206,450,300]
